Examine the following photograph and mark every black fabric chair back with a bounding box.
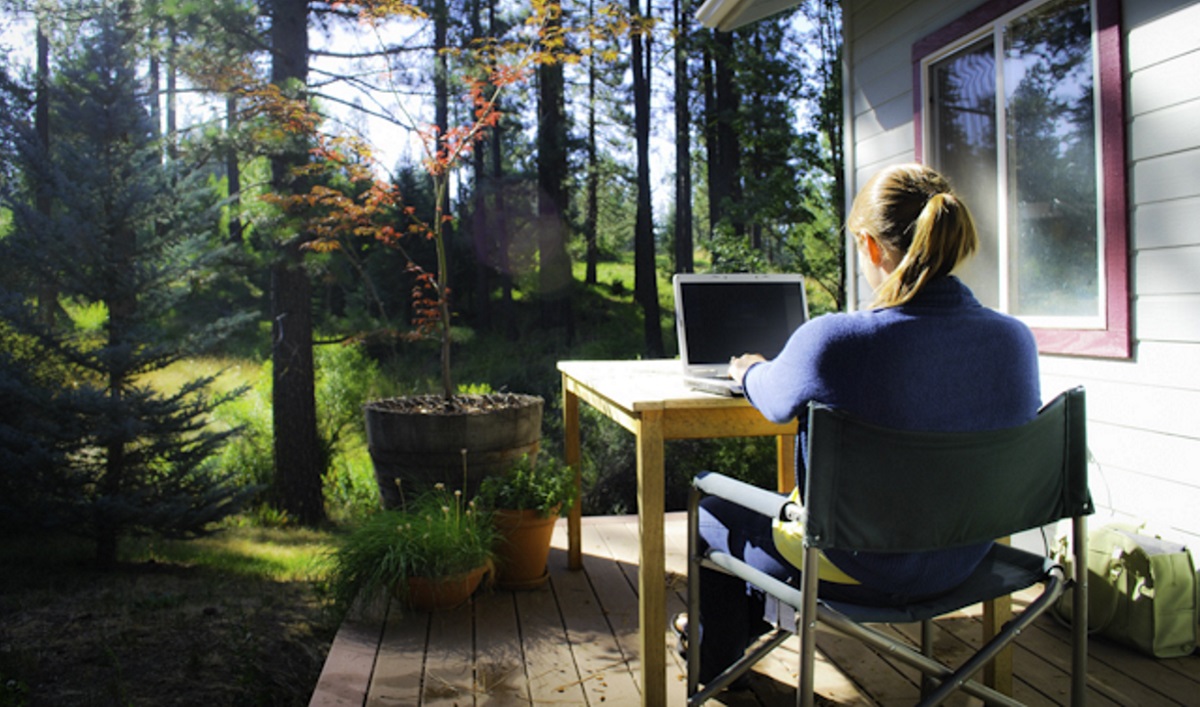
[802,387,1091,553]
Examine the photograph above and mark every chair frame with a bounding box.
[686,387,1091,707]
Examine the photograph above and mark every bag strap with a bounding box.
[1088,543,1123,633]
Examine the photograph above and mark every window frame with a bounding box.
[912,0,1130,358]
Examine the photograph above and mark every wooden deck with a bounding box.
[310,514,1199,706]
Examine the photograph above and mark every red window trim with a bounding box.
[911,0,1130,359]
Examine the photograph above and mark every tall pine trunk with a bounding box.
[584,0,600,286]
[226,96,243,244]
[673,0,693,274]
[704,28,742,248]
[269,0,325,525]
[537,2,573,336]
[632,0,663,357]
[35,20,58,327]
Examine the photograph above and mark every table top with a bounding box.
[557,358,756,412]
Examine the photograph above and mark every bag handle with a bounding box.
[1054,532,1121,634]
[1087,543,1124,633]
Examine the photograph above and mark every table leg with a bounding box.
[562,376,582,571]
[776,434,797,494]
[983,536,1014,694]
[635,409,666,707]
[983,595,1014,692]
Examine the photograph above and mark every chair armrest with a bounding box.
[694,471,805,522]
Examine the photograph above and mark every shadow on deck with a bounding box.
[310,514,1199,706]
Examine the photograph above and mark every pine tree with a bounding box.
[0,12,252,567]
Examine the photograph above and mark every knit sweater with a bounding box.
[743,276,1041,596]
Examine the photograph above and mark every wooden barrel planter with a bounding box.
[364,392,544,508]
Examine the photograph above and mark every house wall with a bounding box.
[844,0,1200,544]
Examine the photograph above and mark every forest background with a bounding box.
[0,0,843,702]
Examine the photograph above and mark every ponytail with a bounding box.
[847,164,979,308]
[874,192,977,307]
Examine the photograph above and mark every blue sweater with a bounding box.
[743,276,1041,596]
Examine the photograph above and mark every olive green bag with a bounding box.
[1057,523,1198,658]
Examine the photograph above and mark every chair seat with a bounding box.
[721,542,1054,627]
[827,543,1055,624]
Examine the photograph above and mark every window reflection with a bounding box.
[927,0,1100,321]
[931,39,999,307]
[1005,0,1097,317]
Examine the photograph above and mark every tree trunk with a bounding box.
[706,28,742,246]
[584,0,599,286]
[673,0,694,274]
[226,95,243,244]
[702,42,717,242]
[35,20,58,328]
[632,0,664,357]
[815,0,846,307]
[536,1,573,336]
[433,0,450,220]
[166,17,178,162]
[270,261,325,524]
[716,29,742,236]
[487,0,515,338]
[268,0,325,525]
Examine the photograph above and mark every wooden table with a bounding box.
[558,359,798,707]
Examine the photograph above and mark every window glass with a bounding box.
[1004,0,1097,318]
[927,0,1100,322]
[930,38,999,307]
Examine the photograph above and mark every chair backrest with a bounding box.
[802,387,1091,553]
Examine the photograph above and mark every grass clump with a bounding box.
[325,485,496,618]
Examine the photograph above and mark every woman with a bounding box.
[681,163,1041,686]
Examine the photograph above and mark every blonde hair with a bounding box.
[847,163,978,308]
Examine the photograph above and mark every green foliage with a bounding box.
[709,229,770,273]
[215,343,386,523]
[325,486,496,617]
[0,13,256,566]
[478,453,576,517]
[213,375,274,492]
[315,343,384,462]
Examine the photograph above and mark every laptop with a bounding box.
[673,273,809,396]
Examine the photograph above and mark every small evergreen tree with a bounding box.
[0,12,252,567]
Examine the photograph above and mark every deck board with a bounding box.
[473,591,528,705]
[310,514,1200,707]
[422,606,474,704]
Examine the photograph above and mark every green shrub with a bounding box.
[213,342,388,522]
[478,453,576,517]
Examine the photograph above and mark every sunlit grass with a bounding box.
[123,525,337,583]
[139,356,261,397]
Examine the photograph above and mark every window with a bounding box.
[914,0,1129,357]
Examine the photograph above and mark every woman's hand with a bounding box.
[728,353,766,387]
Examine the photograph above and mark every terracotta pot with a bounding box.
[364,393,544,508]
[402,564,490,611]
[492,506,560,590]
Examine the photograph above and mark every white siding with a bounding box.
[846,0,1200,545]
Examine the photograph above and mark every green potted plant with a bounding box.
[478,453,577,590]
[327,484,497,616]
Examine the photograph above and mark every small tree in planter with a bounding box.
[256,2,628,505]
[478,453,576,589]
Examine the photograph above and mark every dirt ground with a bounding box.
[0,555,336,706]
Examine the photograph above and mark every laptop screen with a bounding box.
[673,273,809,375]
